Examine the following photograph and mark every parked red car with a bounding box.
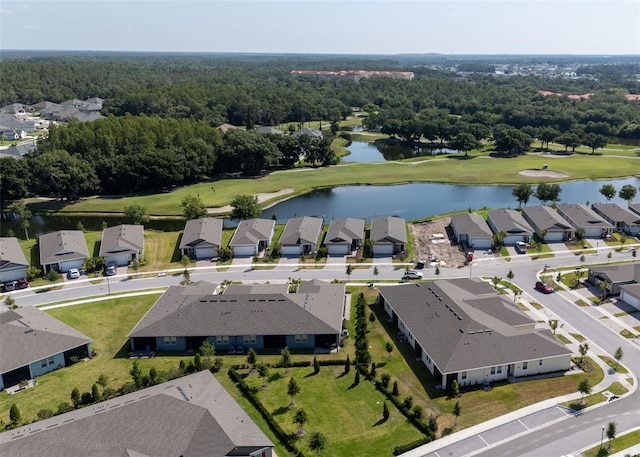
[16,278,29,289]
[535,281,554,294]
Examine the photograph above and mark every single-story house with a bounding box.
[179,218,223,260]
[0,112,36,132]
[486,209,534,245]
[0,371,274,457]
[279,216,323,256]
[0,103,31,115]
[0,141,37,159]
[620,284,640,311]
[128,279,346,353]
[324,218,365,256]
[0,307,92,391]
[257,126,284,135]
[450,213,494,250]
[229,218,276,257]
[370,216,407,256]
[378,278,572,389]
[591,203,640,236]
[39,230,89,274]
[629,203,640,217]
[556,203,613,238]
[0,128,26,140]
[521,205,574,242]
[99,224,144,266]
[0,237,29,283]
[587,263,640,296]
[291,127,323,139]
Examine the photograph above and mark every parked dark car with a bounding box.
[2,281,16,292]
[535,281,554,294]
[105,263,117,276]
[16,278,29,289]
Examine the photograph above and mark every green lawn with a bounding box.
[42,153,639,216]
[581,430,640,457]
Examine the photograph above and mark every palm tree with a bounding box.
[598,280,610,301]
[578,343,589,363]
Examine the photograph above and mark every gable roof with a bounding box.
[589,263,640,284]
[379,279,571,373]
[39,230,89,266]
[556,203,613,230]
[0,371,273,457]
[179,218,223,250]
[229,219,275,246]
[325,218,365,245]
[370,216,407,244]
[99,225,144,256]
[129,280,345,338]
[629,202,640,216]
[451,213,493,239]
[0,237,29,269]
[279,216,323,246]
[0,141,37,159]
[0,112,36,130]
[592,203,640,225]
[521,205,572,232]
[257,126,284,135]
[0,307,92,374]
[487,209,534,235]
[291,127,322,139]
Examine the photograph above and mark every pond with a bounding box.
[342,140,458,163]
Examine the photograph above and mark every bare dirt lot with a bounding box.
[410,217,467,269]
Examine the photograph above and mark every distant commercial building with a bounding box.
[290,70,414,82]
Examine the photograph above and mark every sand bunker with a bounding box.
[519,169,567,178]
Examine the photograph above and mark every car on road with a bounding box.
[16,278,29,289]
[67,268,80,280]
[402,270,423,280]
[535,281,553,294]
[105,263,117,276]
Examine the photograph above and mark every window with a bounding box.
[216,335,229,345]
[523,361,528,370]
[490,366,496,375]
[461,371,467,381]
[163,336,177,345]
[295,334,307,343]
[243,335,256,344]
[40,356,55,368]
[48,356,55,366]
[497,366,502,374]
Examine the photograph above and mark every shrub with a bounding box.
[380,373,391,389]
[56,402,73,415]
[46,270,61,282]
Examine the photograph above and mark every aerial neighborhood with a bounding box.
[0,52,639,457]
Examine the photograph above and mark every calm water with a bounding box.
[262,177,640,223]
[3,178,639,235]
[342,140,458,163]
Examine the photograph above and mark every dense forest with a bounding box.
[1,54,639,204]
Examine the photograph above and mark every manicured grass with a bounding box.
[50,153,640,216]
[569,332,586,343]
[620,329,638,339]
[575,299,591,307]
[581,429,640,457]
[607,382,628,396]
[530,302,543,310]
[139,230,182,270]
[556,334,571,344]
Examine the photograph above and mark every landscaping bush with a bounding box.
[393,437,433,455]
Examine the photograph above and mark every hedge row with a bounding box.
[374,380,435,440]
[232,358,348,371]
[393,436,433,456]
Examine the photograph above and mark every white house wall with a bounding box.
[621,290,640,311]
[512,355,571,378]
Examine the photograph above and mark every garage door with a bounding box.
[621,291,640,310]
[194,246,217,260]
[470,238,492,250]
[544,232,564,242]
[107,255,130,267]
[373,244,394,256]
[59,259,85,273]
[232,246,256,257]
[281,245,302,256]
[328,245,350,256]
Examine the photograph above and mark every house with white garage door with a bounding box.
[556,203,613,238]
[371,216,406,256]
[325,218,365,256]
[591,203,640,236]
[450,212,494,250]
[39,230,89,274]
[588,263,640,296]
[179,218,223,260]
[0,237,29,282]
[279,216,323,256]
[521,205,574,242]
[486,209,533,246]
[229,218,275,257]
[99,225,144,266]
[621,284,640,311]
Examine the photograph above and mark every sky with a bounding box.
[1,0,639,55]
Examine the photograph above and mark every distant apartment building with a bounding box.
[290,70,414,82]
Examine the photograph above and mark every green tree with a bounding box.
[382,401,390,421]
[450,379,460,398]
[198,339,216,370]
[512,183,533,207]
[346,264,353,280]
[37,409,54,420]
[450,132,481,157]
[308,431,327,456]
[9,404,21,425]
[29,149,99,200]
[91,384,101,402]
[584,133,607,154]
[287,376,300,405]
[385,341,393,360]
[280,347,291,372]
[257,363,269,387]
[294,408,308,433]
[619,184,637,206]
[392,380,399,396]
[535,182,562,205]
[548,319,563,335]
[453,400,461,426]
[230,194,261,220]
[614,346,623,369]
[71,387,81,408]
[4,295,17,310]
[579,343,589,363]
[180,194,208,220]
[492,231,507,248]
[124,205,149,225]
[7,200,31,240]
[578,378,591,404]
[507,269,514,281]
[247,348,257,368]
[599,184,617,202]
[606,421,617,448]
[598,280,610,301]
[130,360,143,388]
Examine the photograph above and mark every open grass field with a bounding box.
[44,152,639,216]
[581,429,640,457]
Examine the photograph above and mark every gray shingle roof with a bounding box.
[229,219,275,246]
[179,218,223,250]
[325,218,365,246]
[370,216,407,244]
[0,141,37,159]
[451,213,493,239]
[99,225,144,256]
[592,203,640,225]
[0,307,92,374]
[39,230,89,266]
[279,216,323,246]
[556,203,613,230]
[521,205,572,232]
[0,371,273,457]
[257,126,284,135]
[378,279,571,373]
[291,128,323,138]
[486,209,534,235]
[589,263,640,284]
[129,280,344,338]
[630,202,640,216]
[0,237,29,268]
